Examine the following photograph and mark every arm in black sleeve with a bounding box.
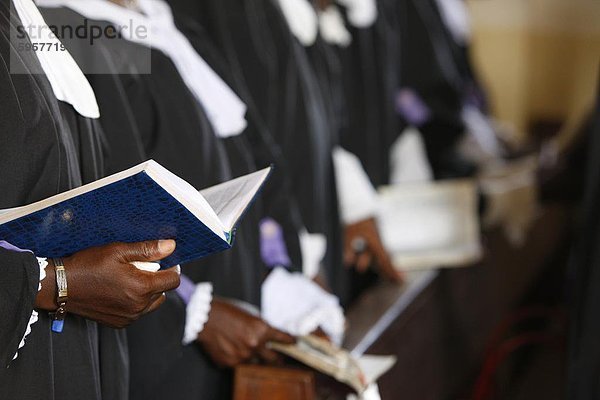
[0,249,40,370]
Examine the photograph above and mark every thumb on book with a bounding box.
[119,240,176,263]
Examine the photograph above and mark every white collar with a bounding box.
[336,0,377,28]
[37,0,247,138]
[12,0,99,118]
[318,5,351,47]
[276,0,318,47]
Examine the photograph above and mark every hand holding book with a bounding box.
[35,240,181,329]
[3,161,269,329]
[198,299,296,367]
[269,335,396,394]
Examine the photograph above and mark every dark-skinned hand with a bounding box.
[35,240,180,328]
[197,299,295,368]
[343,218,403,283]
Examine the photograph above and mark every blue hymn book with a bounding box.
[0,160,272,268]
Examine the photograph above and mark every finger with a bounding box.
[379,262,404,283]
[221,355,241,368]
[257,347,283,365]
[265,327,296,344]
[143,292,166,314]
[364,232,403,283]
[206,339,241,368]
[343,243,357,267]
[371,245,403,283]
[148,267,181,294]
[376,255,403,283]
[237,348,254,363]
[119,240,176,263]
[355,251,373,273]
[142,291,164,310]
[311,328,331,342]
[211,352,237,369]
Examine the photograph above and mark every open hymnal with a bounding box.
[269,335,396,394]
[0,160,271,267]
[377,179,482,271]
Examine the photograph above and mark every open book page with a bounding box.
[0,207,23,216]
[147,163,226,241]
[377,179,482,271]
[199,167,271,233]
[269,335,395,394]
[356,355,397,385]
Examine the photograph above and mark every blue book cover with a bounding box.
[0,161,271,268]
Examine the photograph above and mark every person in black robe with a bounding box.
[566,99,600,399]
[303,1,402,297]
[115,34,294,400]
[391,0,476,179]
[334,0,403,188]
[315,0,477,186]
[168,0,352,304]
[0,1,180,399]
[179,18,305,270]
[38,4,298,399]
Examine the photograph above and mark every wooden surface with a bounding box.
[344,205,569,400]
[234,365,316,400]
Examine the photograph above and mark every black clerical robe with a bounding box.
[168,0,348,304]
[339,0,484,184]
[567,101,600,399]
[39,5,261,304]
[177,16,305,269]
[335,0,403,187]
[394,0,475,179]
[0,3,127,399]
[38,7,286,399]
[102,38,268,400]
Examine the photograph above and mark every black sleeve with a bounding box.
[0,37,45,370]
[0,249,40,370]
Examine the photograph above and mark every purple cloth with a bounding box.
[395,88,431,127]
[175,274,196,305]
[259,218,291,268]
[0,240,31,254]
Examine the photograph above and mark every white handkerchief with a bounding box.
[262,268,345,345]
